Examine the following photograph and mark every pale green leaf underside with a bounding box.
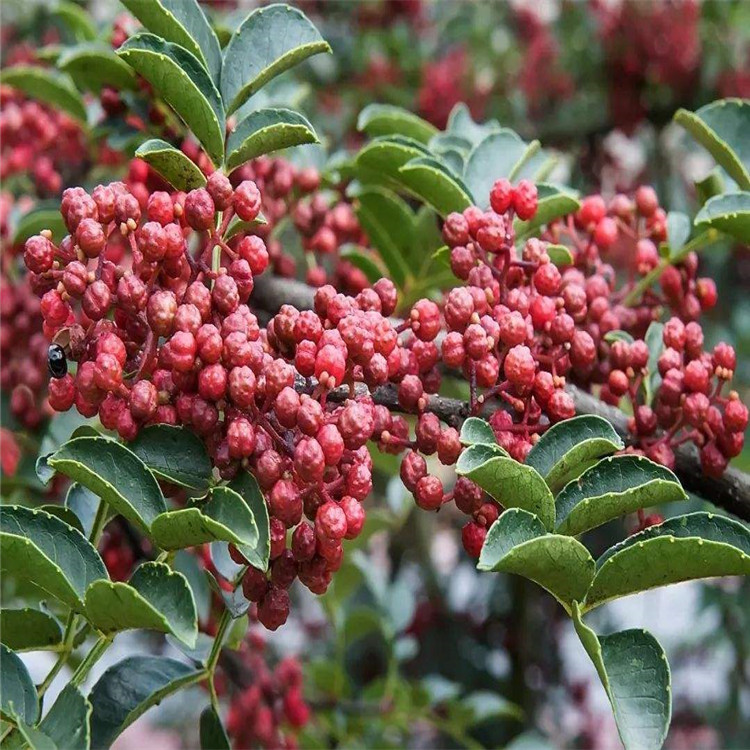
[694,191,750,243]
[89,656,201,749]
[151,486,260,551]
[0,505,107,611]
[457,447,555,530]
[221,3,331,115]
[134,139,207,192]
[525,414,624,494]
[40,684,92,750]
[478,509,594,611]
[463,130,527,207]
[117,33,225,165]
[229,470,270,571]
[0,608,63,652]
[226,107,318,171]
[584,512,750,611]
[357,103,438,144]
[555,455,686,536]
[572,606,671,750]
[459,417,498,447]
[49,436,167,533]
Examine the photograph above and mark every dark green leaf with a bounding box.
[11,203,68,246]
[117,33,225,165]
[675,98,750,189]
[355,135,430,190]
[58,43,137,93]
[694,191,750,243]
[0,505,107,611]
[49,436,167,533]
[120,0,222,85]
[459,417,498,447]
[573,607,671,750]
[457,446,555,530]
[555,455,687,536]
[478,509,594,611]
[0,66,86,123]
[54,1,97,41]
[221,4,330,116]
[38,504,84,533]
[85,562,198,646]
[0,609,63,652]
[151,486,259,551]
[513,184,581,240]
[200,706,230,750]
[229,471,270,571]
[134,139,207,192]
[462,130,527,207]
[0,643,38,724]
[89,656,202,749]
[40,684,91,750]
[525,415,624,494]
[584,512,750,611]
[339,246,386,284]
[226,108,318,171]
[354,187,413,286]
[398,156,473,217]
[357,104,437,144]
[128,424,212,489]
[224,214,267,241]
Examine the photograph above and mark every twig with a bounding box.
[252,276,750,522]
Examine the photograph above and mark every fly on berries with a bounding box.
[47,344,68,379]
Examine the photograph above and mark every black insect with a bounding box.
[47,344,68,379]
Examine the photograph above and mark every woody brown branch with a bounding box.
[252,275,750,522]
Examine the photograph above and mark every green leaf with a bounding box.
[120,0,222,85]
[134,139,207,192]
[584,512,750,611]
[456,446,555,530]
[665,211,691,255]
[224,214,267,241]
[398,156,474,217]
[459,417,498,447]
[339,246,386,284]
[508,140,542,182]
[643,321,664,407]
[200,706,230,750]
[229,471,270,571]
[117,33,225,166]
[354,187,413,286]
[151,486,259,551]
[85,562,197,646]
[478,509,594,611]
[675,98,750,190]
[49,436,167,534]
[221,4,330,116]
[545,244,574,267]
[460,691,524,725]
[0,643,38,724]
[65,483,101,538]
[462,130,527,207]
[173,550,211,624]
[0,506,107,611]
[0,66,86,123]
[89,656,202,749]
[40,684,91,750]
[573,606,670,750]
[356,135,430,189]
[446,103,502,148]
[603,330,634,344]
[226,108,318,172]
[12,203,68,246]
[58,43,138,93]
[555,455,687,536]
[54,1,98,41]
[513,184,581,240]
[128,424,212,490]
[525,415,624,494]
[357,104,437,144]
[0,609,62,652]
[694,191,750,243]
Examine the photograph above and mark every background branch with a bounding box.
[253,276,750,521]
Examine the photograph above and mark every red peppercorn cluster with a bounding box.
[608,319,747,478]
[0,87,87,196]
[230,156,372,292]
[224,635,309,750]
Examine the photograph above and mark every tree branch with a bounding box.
[252,276,750,522]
